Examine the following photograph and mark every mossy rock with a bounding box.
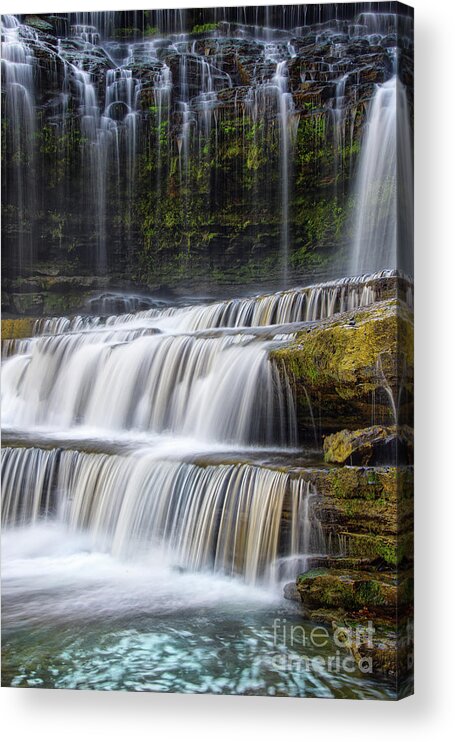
[271,299,413,437]
[296,568,397,615]
[191,23,220,35]
[284,577,412,679]
[354,619,414,682]
[8,293,45,316]
[311,466,402,501]
[112,27,141,38]
[315,497,398,538]
[282,465,413,545]
[1,318,35,340]
[323,424,413,465]
[24,15,54,33]
[320,465,413,502]
[323,426,389,465]
[341,532,399,566]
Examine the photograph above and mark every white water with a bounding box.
[331,73,349,200]
[2,270,406,457]
[2,521,276,630]
[2,271,391,609]
[65,60,141,272]
[20,271,391,343]
[2,271,401,450]
[2,446,324,586]
[2,275,373,590]
[2,12,413,281]
[350,76,413,276]
[273,60,295,286]
[2,331,296,446]
[1,15,37,269]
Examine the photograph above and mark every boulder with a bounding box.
[23,15,54,33]
[296,568,398,616]
[271,299,414,438]
[283,581,300,601]
[323,424,413,465]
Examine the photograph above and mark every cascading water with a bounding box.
[21,270,395,338]
[61,53,142,273]
[1,15,37,271]
[1,8,412,697]
[273,59,295,286]
[1,447,325,585]
[349,75,413,276]
[1,269,387,590]
[2,9,413,285]
[331,73,349,201]
[2,330,296,447]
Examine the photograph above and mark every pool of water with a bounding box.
[2,524,395,698]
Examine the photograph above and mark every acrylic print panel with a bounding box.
[1,4,414,699]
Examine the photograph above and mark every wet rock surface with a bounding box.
[271,298,414,438]
[2,11,413,298]
[323,424,413,465]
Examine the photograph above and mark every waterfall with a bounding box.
[356,12,414,39]
[1,271,397,362]
[331,74,349,201]
[1,14,37,272]
[273,60,294,286]
[71,24,100,45]
[72,11,117,39]
[349,76,413,276]
[63,57,142,273]
[20,271,394,341]
[2,11,414,285]
[153,60,172,201]
[278,479,326,578]
[105,68,141,244]
[2,447,324,585]
[72,65,109,272]
[2,270,402,462]
[2,328,296,447]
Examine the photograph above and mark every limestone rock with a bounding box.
[271,299,414,437]
[323,424,413,465]
[23,15,54,33]
[1,317,35,340]
[283,581,300,601]
[296,568,397,614]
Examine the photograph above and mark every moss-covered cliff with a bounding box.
[271,298,414,437]
[1,11,412,306]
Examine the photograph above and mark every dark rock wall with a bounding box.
[2,6,414,304]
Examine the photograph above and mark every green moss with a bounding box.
[1,318,35,340]
[128,93,365,286]
[271,300,413,435]
[323,425,397,464]
[191,23,219,34]
[343,533,398,567]
[329,468,368,499]
[23,15,54,32]
[356,580,386,606]
[112,27,141,38]
[144,25,159,37]
[297,569,397,613]
[308,306,392,381]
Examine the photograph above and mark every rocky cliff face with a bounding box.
[271,295,414,438]
[2,9,413,311]
[274,294,414,682]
